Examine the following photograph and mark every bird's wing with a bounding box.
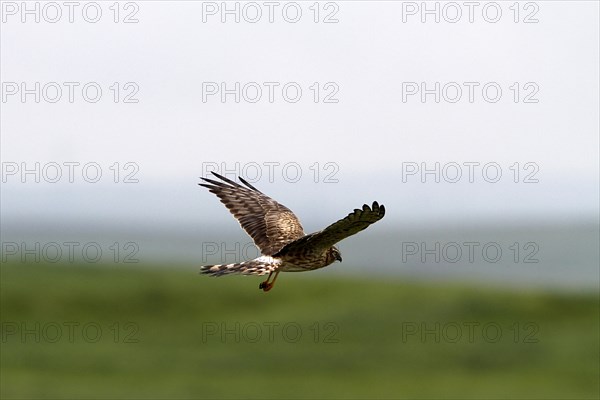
[275,201,385,256]
[199,172,305,256]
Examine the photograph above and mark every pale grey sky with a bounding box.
[1,1,598,230]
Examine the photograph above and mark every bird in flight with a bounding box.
[199,172,385,292]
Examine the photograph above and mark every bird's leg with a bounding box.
[259,272,273,291]
[259,270,280,292]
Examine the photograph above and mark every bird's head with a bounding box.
[328,246,342,263]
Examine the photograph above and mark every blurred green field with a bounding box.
[1,263,598,399]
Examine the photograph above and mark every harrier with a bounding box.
[199,172,385,292]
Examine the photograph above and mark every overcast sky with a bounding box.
[2,1,598,231]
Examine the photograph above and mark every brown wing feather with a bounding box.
[275,201,385,256]
[199,172,305,256]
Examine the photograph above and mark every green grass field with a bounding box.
[1,263,598,399]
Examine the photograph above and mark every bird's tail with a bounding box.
[200,256,280,277]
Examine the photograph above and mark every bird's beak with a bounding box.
[336,254,342,262]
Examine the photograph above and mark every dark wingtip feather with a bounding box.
[368,201,385,218]
[199,175,220,186]
[210,171,241,187]
[201,173,263,194]
[201,177,227,186]
[238,176,261,192]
